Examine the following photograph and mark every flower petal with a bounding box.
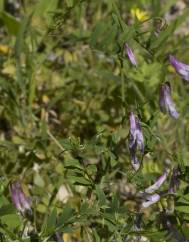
[169,55,189,81]
[129,112,144,171]
[142,194,160,208]
[125,43,137,66]
[10,182,22,213]
[145,170,169,194]
[10,181,32,216]
[159,82,179,119]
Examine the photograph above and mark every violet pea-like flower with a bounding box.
[10,181,32,217]
[128,112,144,171]
[140,170,169,208]
[142,193,160,208]
[144,169,169,194]
[169,55,189,81]
[159,82,179,119]
[125,43,137,66]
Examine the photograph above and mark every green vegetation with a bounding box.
[0,0,189,241]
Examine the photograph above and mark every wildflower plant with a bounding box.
[0,0,189,242]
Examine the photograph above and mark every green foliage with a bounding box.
[0,0,189,241]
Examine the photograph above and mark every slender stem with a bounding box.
[120,59,126,116]
[47,130,65,152]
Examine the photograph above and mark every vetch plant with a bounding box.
[140,170,169,208]
[0,0,189,241]
[169,55,189,81]
[142,193,161,208]
[10,181,32,217]
[125,43,137,66]
[128,112,144,171]
[144,169,169,194]
[159,82,179,119]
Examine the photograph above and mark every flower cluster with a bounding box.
[125,44,185,212]
[137,167,180,209]
[125,44,188,169]
[140,170,169,208]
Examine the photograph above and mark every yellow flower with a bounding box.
[131,7,149,22]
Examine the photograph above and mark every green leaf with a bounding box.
[34,173,45,187]
[139,230,168,241]
[0,204,16,216]
[64,159,83,170]
[92,229,101,242]
[86,164,97,175]
[57,205,75,228]
[150,7,189,50]
[34,0,58,17]
[65,0,74,7]
[90,21,106,48]
[80,202,98,217]
[95,185,107,206]
[90,19,118,52]
[68,175,91,186]
[177,194,189,204]
[46,209,57,234]
[15,15,32,59]
[1,214,21,229]
[0,0,4,12]
[176,205,189,213]
[0,11,20,35]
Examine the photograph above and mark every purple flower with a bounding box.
[10,181,32,217]
[169,55,189,81]
[125,43,137,66]
[129,112,144,171]
[140,170,170,208]
[145,170,169,194]
[159,82,179,119]
[142,193,160,208]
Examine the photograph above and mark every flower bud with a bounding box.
[125,43,137,66]
[145,170,169,194]
[129,112,144,170]
[169,55,189,81]
[10,181,32,217]
[142,193,160,208]
[159,82,179,119]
